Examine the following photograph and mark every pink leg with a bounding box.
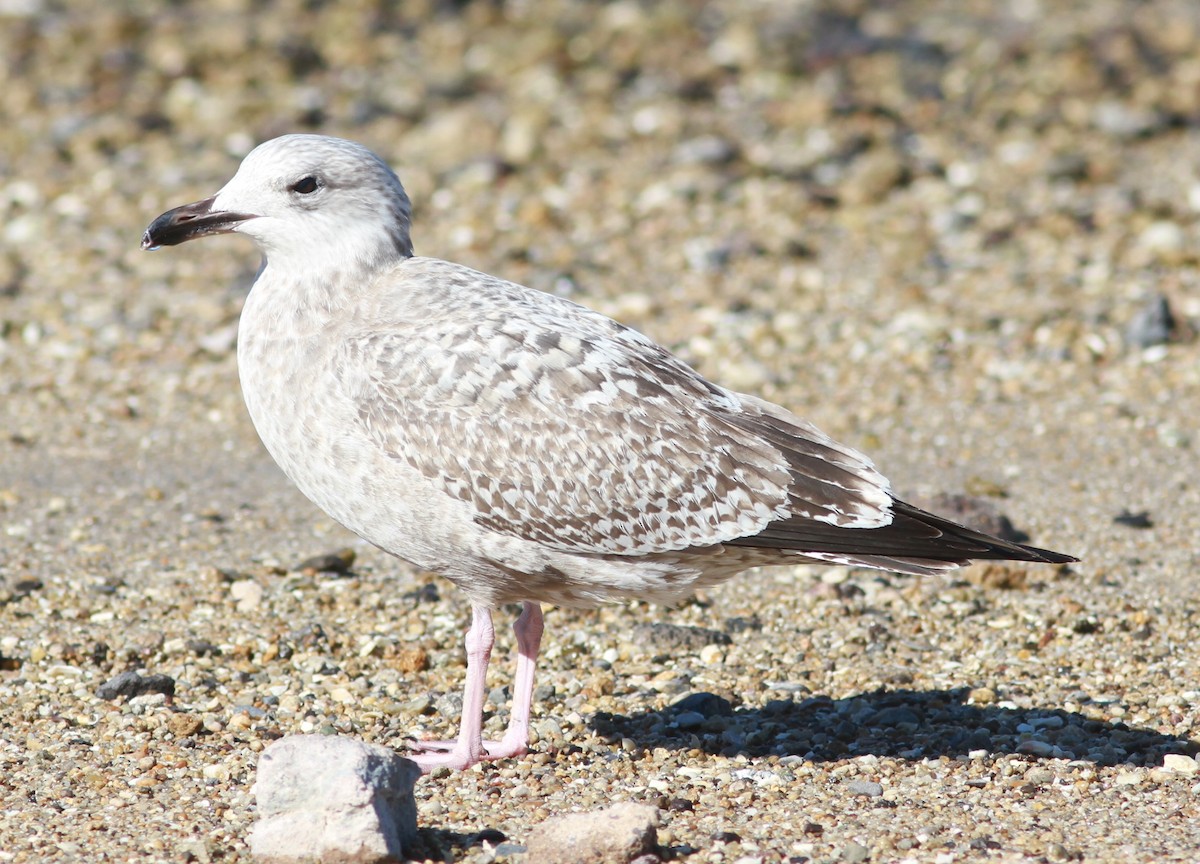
[407,602,545,773]
[495,601,544,755]
[408,605,494,773]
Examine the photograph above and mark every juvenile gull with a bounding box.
[143,134,1076,773]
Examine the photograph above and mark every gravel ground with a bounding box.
[2,1,1199,861]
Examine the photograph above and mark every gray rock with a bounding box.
[1125,294,1176,349]
[524,802,660,864]
[248,735,421,864]
[840,841,871,862]
[846,780,884,797]
[96,671,176,701]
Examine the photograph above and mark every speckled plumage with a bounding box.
[144,134,1075,772]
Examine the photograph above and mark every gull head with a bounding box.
[142,134,414,273]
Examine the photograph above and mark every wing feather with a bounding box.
[337,261,893,556]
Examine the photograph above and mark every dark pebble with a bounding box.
[672,692,734,718]
[11,579,43,597]
[402,583,440,604]
[96,671,176,700]
[293,548,355,574]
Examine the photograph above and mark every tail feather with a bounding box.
[727,498,1077,575]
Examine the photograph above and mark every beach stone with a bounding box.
[524,802,660,864]
[248,735,420,864]
[1125,294,1176,349]
[96,671,176,701]
[1163,754,1199,775]
[846,780,884,797]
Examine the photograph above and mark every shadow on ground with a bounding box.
[589,687,1198,767]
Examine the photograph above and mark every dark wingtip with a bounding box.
[1012,543,1078,565]
[728,497,1078,570]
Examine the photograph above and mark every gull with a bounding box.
[143,134,1075,773]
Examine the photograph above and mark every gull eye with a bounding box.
[289,176,320,195]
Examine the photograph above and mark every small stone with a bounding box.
[295,548,356,574]
[230,579,264,612]
[699,644,724,665]
[1093,101,1164,138]
[1125,294,1177,349]
[395,646,428,674]
[1163,754,1199,775]
[674,135,738,166]
[968,687,997,705]
[1024,767,1054,785]
[846,780,883,797]
[523,802,660,864]
[1047,842,1073,861]
[1016,739,1055,757]
[96,671,176,701]
[167,713,204,737]
[840,148,907,205]
[840,841,871,863]
[1137,222,1185,258]
[11,578,43,597]
[248,735,420,863]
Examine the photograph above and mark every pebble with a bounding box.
[229,578,264,612]
[1125,294,1177,349]
[840,841,871,863]
[1163,754,1199,775]
[248,735,420,863]
[523,802,660,864]
[846,780,884,797]
[96,671,176,701]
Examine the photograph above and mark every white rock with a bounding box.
[248,735,420,864]
[1163,753,1199,775]
[230,579,264,612]
[524,802,660,864]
